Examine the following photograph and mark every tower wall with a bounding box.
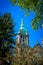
[42,39,43,47]
[25,36,28,46]
[16,34,20,44]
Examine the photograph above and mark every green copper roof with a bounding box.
[20,18,24,30]
[20,18,28,36]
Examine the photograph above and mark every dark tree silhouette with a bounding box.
[0,13,16,65]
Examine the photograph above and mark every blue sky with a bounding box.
[0,0,43,47]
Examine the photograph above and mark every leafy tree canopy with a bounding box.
[0,13,15,65]
[10,0,43,30]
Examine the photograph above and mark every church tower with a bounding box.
[16,18,29,46]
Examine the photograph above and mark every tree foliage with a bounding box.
[0,13,15,65]
[10,0,43,30]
